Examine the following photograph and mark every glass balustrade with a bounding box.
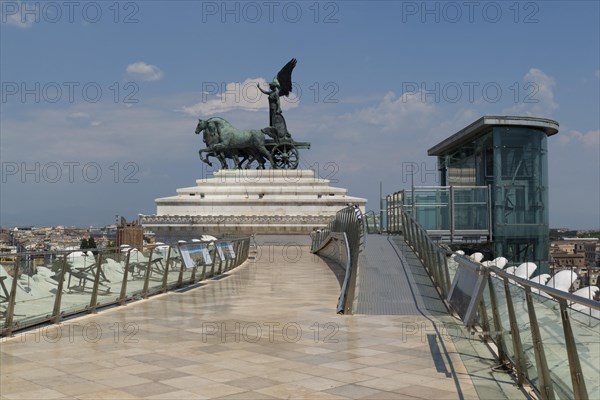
[1,238,251,336]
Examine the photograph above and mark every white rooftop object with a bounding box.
[513,262,538,279]
[545,270,578,294]
[528,273,551,285]
[570,286,600,319]
[470,252,484,263]
[504,266,518,275]
[572,286,599,301]
[492,257,508,269]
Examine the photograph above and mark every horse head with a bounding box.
[195,119,207,135]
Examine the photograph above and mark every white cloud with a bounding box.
[68,112,90,120]
[344,90,436,133]
[556,129,600,147]
[179,77,299,116]
[126,62,164,81]
[505,68,558,117]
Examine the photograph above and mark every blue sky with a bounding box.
[1,0,599,229]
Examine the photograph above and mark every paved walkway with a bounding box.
[2,241,494,399]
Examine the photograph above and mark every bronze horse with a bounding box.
[195,117,273,169]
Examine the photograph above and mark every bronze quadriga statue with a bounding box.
[195,58,310,170]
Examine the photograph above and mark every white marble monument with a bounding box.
[140,169,367,240]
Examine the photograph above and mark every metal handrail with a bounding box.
[484,261,600,310]
[0,237,251,337]
[311,205,366,314]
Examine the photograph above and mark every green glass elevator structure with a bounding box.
[428,116,559,268]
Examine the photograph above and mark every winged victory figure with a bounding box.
[257,58,297,141]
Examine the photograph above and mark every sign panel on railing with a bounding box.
[447,256,488,326]
[217,242,236,261]
[179,243,213,269]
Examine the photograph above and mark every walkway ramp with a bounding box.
[355,235,430,315]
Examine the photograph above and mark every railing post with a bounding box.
[4,255,21,336]
[209,243,218,277]
[161,247,172,291]
[417,227,425,262]
[450,186,455,243]
[177,251,185,287]
[502,276,527,385]
[558,298,588,400]
[424,236,433,276]
[119,249,132,305]
[411,223,418,250]
[51,254,69,323]
[442,249,451,295]
[89,251,104,313]
[478,299,491,341]
[236,241,243,267]
[487,184,493,241]
[435,249,445,297]
[524,287,555,400]
[413,221,419,254]
[218,244,226,275]
[142,247,155,298]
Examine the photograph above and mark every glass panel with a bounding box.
[145,245,167,296]
[125,246,153,297]
[178,243,195,285]
[95,248,128,308]
[0,257,16,330]
[3,255,60,328]
[58,251,94,316]
[453,187,489,230]
[413,188,450,230]
[166,246,184,287]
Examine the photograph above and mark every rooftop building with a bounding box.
[427,116,559,268]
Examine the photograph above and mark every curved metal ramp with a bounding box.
[355,234,443,315]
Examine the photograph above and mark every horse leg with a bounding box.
[218,152,228,169]
[199,149,213,167]
[257,146,274,169]
[244,154,254,169]
[231,152,242,169]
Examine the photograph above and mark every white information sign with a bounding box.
[179,243,213,269]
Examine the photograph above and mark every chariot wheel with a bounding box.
[271,143,299,169]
